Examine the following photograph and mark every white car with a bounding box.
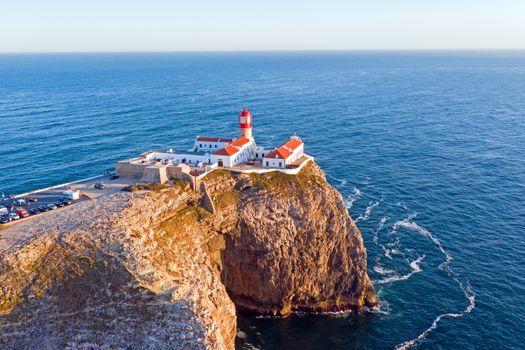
[9,212,20,220]
[14,199,26,206]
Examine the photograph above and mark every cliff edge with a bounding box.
[0,162,376,349]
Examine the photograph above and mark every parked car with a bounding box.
[9,212,20,220]
[27,197,38,203]
[55,201,65,208]
[38,205,49,212]
[46,203,58,210]
[110,175,120,180]
[0,216,10,224]
[29,208,40,215]
[59,198,72,205]
[16,208,29,218]
[0,206,8,216]
[94,183,108,189]
[14,199,26,206]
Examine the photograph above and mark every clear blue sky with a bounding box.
[1,0,524,52]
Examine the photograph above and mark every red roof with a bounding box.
[240,106,251,117]
[196,136,233,143]
[213,145,240,156]
[264,137,303,160]
[230,137,250,147]
[264,147,292,160]
[282,138,303,151]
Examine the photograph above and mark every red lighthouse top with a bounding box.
[240,106,251,117]
[239,106,252,129]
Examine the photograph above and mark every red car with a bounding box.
[16,208,29,218]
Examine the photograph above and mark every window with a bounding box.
[215,145,217,148]
[279,162,282,167]
[209,144,211,148]
[266,161,269,166]
[256,153,258,158]
[200,144,202,147]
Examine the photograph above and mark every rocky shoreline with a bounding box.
[0,162,376,349]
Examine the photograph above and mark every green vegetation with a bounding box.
[202,168,233,182]
[122,183,169,193]
[248,161,322,192]
[214,189,241,207]
[122,180,190,193]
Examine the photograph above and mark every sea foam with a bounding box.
[392,217,476,349]
[356,200,380,222]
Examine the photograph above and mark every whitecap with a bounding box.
[373,216,389,245]
[395,201,409,210]
[355,200,380,222]
[345,187,363,209]
[375,256,425,285]
[395,283,475,349]
[373,265,396,275]
[368,298,391,316]
[392,219,452,270]
[327,173,348,187]
[392,218,476,349]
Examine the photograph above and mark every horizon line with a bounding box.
[1,48,525,55]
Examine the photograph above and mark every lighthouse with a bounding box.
[239,106,253,139]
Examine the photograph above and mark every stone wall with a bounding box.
[115,162,146,179]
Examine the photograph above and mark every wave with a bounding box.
[373,216,389,245]
[392,217,476,349]
[395,201,409,210]
[356,200,380,222]
[345,187,362,209]
[368,298,391,316]
[327,173,348,187]
[375,256,425,285]
[381,245,403,260]
[392,219,452,270]
[395,282,475,350]
[373,265,396,275]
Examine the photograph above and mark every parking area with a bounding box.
[1,174,136,226]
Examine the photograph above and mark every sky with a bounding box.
[1,0,524,53]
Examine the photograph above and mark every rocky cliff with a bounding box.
[0,162,376,349]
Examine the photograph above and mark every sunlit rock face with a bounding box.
[0,162,375,350]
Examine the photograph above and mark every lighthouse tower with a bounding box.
[239,106,253,139]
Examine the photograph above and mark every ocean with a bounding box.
[1,51,524,349]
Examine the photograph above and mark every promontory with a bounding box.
[0,162,377,349]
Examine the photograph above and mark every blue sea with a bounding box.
[1,51,524,349]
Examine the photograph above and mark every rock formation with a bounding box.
[0,162,376,349]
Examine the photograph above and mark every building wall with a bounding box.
[194,141,230,152]
[285,144,304,165]
[116,162,147,179]
[262,158,286,169]
[254,146,267,159]
[149,151,213,166]
[212,155,233,168]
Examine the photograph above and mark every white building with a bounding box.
[116,106,309,181]
[262,136,304,169]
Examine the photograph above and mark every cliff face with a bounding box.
[0,162,376,349]
[204,163,377,315]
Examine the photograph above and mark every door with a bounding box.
[218,159,224,167]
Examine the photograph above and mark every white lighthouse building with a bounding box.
[116,106,312,183]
